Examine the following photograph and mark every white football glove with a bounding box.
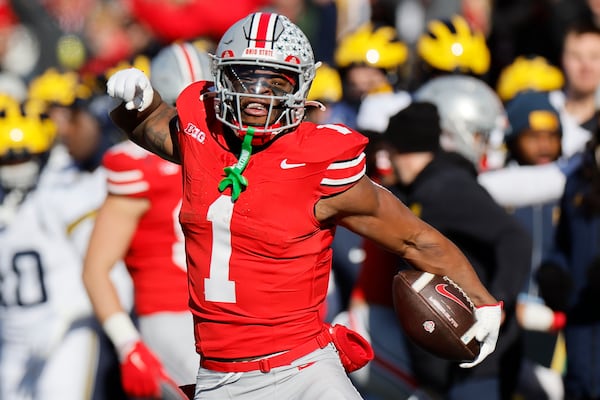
[106,68,154,112]
[459,301,503,368]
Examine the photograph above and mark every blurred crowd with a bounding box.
[2,0,600,399]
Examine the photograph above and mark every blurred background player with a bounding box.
[83,41,211,399]
[412,74,507,172]
[498,90,566,400]
[0,90,130,400]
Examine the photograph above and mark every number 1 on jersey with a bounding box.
[204,195,236,303]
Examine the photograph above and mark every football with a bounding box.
[392,269,480,361]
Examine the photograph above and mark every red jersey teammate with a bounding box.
[106,12,503,399]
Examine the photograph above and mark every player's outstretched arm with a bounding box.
[107,68,180,163]
[318,176,497,307]
[319,176,502,368]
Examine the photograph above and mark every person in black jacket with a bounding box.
[335,102,532,400]
[390,102,532,400]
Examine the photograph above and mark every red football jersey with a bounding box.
[103,141,188,315]
[176,81,368,359]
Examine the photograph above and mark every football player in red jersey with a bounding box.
[106,12,502,399]
[83,42,211,399]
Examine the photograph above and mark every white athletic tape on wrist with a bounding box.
[103,312,140,359]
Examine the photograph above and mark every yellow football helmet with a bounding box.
[335,23,408,71]
[417,15,490,75]
[0,94,57,161]
[496,55,564,102]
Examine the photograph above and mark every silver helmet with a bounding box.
[150,42,212,105]
[212,12,317,144]
[413,75,507,168]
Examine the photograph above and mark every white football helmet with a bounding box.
[212,12,317,144]
[413,75,507,169]
[150,42,212,105]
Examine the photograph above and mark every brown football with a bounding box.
[392,269,480,361]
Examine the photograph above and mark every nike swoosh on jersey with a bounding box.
[280,159,306,169]
[435,284,471,312]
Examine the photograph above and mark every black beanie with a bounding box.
[384,101,441,154]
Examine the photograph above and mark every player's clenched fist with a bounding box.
[106,68,154,112]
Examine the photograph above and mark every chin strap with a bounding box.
[218,127,255,202]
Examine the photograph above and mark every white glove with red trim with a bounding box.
[106,67,154,111]
[460,301,503,368]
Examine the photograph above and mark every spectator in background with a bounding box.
[501,90,566,400]
[83,41,211,399]
[552,20,600,156]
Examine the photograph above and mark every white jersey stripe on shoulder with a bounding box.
[320,166,365,186]
[327,152,366,170]
[106,169,143,183]
[107,181,149,195]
